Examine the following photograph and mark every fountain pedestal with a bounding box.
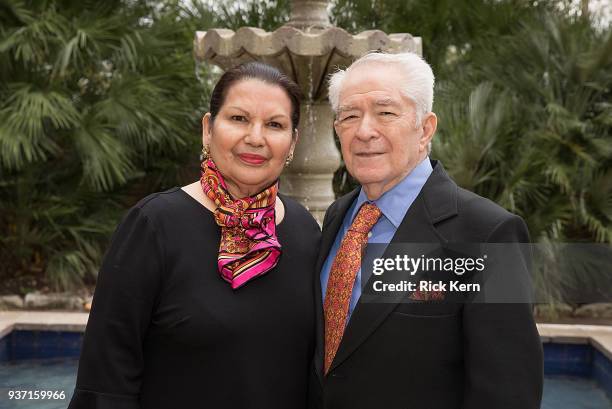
[194,0,421,222]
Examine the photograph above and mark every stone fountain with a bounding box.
[194,0,421,222]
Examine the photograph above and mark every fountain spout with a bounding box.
[286,0,331,30]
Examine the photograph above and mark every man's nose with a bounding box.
[354,114,377,141]
[244,122,265,146]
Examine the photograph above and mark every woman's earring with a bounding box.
[284,152,294,167]
[200,145,210,162]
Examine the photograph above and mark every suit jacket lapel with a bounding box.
[314,188,360,384]
[327,160,459,374]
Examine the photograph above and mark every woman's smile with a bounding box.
[237,152,267,165]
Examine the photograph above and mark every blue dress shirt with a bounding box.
[320,157,433,321]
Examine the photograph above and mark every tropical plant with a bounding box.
[0,0,214,292]
[435,11,612,244]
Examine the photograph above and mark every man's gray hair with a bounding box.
[328,52,435,127]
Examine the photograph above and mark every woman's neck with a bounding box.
[181,181,285,224]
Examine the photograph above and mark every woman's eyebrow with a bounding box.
[227,106,250,114]
[268,114,289,120]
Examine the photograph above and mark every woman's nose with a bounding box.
[244,123,265,146]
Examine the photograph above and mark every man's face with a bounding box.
[334,64,435,199]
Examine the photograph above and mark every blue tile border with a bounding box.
[593,348,612,399]
[544,343,593,377]
[0,330,84,362]
[0,334,10,362]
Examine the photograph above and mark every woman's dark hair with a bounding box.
[209,62,302,132]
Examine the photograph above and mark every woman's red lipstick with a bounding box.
[238,153,267,165]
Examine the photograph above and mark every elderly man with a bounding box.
[309,52,543,409]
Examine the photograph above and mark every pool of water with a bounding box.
[0,358,76,409]
[0,358,610,409]
[543,376,612,409]
[1,330,611,408]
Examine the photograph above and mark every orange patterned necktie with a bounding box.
[324,202,382,374]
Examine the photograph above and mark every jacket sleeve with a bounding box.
[68,206,163,409]
[462,214,543,409]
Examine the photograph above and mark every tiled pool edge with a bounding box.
[0,312,88,363]
[538,323,612,399]
[1,312,611,363]
[537,323,612,361]
[0,313,611,402]
[0,311,88,337]
[1,313,611,350]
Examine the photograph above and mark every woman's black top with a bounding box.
[68,187,321,409]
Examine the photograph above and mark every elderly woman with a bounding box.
[68,62,321,409]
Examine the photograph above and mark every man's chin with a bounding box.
[351,171,387,187]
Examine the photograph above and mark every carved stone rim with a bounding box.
[194,26,422,61]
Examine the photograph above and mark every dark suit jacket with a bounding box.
[309,159,543,409]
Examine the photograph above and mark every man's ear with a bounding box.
[202,113,213,146]
[420,112,437,152]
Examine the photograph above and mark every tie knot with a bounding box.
[348,202,381,235]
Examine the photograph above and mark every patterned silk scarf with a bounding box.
[200,159,282,289]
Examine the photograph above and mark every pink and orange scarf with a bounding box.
[200,159,281,289]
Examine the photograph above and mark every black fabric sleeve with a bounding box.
[462,215,544,409]
[68,206,164,409]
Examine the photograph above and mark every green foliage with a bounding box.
[206,0,290,30]
[435,11,612,243]
[331,0,553,81]
[0,0,214,291]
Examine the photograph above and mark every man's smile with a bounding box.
[355,152,385,157]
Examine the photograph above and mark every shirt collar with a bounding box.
[351,157,433,228]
